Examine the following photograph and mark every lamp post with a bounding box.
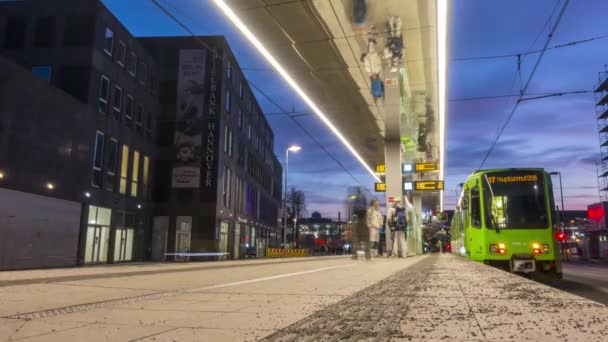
[549,171,565,229]
[283,145,301,249]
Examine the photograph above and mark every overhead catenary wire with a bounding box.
[248,81,375,197]
[149,0,375,196]
[478,0,571,170]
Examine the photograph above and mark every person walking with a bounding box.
[366,199,383,257]
[387,197,412,258]
[351,190,371,260]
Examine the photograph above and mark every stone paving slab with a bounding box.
[0,256,349,286]
[0,256,423,342]
[261,254,608,342]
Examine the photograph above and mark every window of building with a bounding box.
[104,138,118,191]
[125,95,134,126]
[229,130,233,157]
[119,145,129,195]
[226,61,232,79]
[136,104,144,136]
[248,125,252,141]
[143,155,150,198]
[223,166,231,208]
[99,75,110,113]
[239,82,244,98]
[5,16,26,49]
[225,90,231,113]
[117,41,126,67]
[112,86,122,120]
[238,108,243,128]
[34,16,55,48]
[127,52,137,77]
[63,16,94,47]
[145,112,152,138]
[248,99,252,113]
[103,28,113,56]
[92,131,105,188]
[131,150,140,197]
[224,126,229,154]
[32,66,51,82]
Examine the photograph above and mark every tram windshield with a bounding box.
[482,171,549,229]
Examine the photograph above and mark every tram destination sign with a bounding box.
[487,174,538,184]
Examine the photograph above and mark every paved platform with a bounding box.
[0,254,607,341]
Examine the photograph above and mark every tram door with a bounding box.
[468,187,484,259]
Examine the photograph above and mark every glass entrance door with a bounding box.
[85,206,111,264]
[175,216,192,261]
[219,222,229,260]
[113,227,134,262]
[233,224,241,259]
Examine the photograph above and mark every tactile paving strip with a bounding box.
[5,291,175,320]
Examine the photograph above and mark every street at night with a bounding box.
[3,0,608,340]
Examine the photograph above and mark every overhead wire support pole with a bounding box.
[478,0,571,170]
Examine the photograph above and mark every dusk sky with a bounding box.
[102,0,608,218]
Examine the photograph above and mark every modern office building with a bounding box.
[140,36,282,261]
[0,0,282,270]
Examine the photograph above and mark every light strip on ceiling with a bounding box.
[210,0,381,183]
[437,0,449,211]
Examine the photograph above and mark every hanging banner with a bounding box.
[172,49,206,188]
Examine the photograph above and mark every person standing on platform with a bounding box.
[351,190,371,260]
[367,199,383,257]
[388,197,413,258]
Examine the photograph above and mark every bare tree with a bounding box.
[286,187,306,247]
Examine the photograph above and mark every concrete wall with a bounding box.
[0,188,81,270]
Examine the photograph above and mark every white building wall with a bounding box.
[0,188,81,270]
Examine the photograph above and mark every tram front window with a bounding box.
[482,171,549,229]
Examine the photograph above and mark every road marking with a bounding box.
[184,264,355,293]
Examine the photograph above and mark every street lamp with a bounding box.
[283,145,301,249]
[549,171,565,229]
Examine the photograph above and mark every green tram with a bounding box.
[450,168,561,278]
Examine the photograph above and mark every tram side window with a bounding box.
[470,187,482,228]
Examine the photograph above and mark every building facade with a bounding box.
[140,36,282,261]
[0,0,281,270]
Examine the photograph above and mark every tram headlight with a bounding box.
[489,244,498,253]
[489,244,506,254]
[542,244,549,253]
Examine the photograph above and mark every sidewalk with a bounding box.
[263,254,608,342]
[0,255,349,287]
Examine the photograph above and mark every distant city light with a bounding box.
[137,204,142,209]
[84,192,91,198]
[46,182,55,190]
[0,171,4,180]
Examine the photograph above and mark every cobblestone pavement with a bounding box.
[260,254,608,342]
